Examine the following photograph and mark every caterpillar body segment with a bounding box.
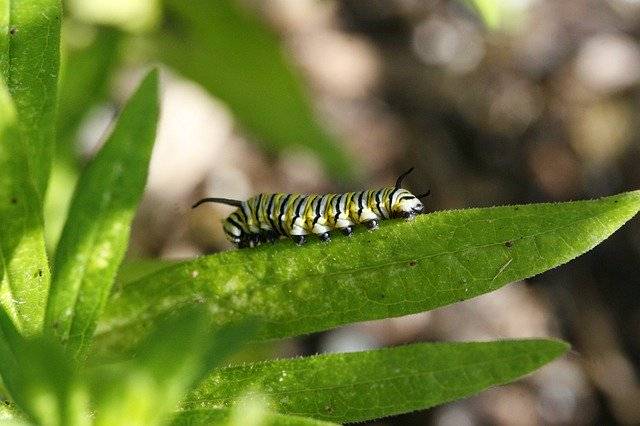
[193,168,429,248]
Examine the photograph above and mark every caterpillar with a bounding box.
[192,167,429,248]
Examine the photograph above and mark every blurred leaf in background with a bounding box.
[0,308,89,426]
[45,25,123,251]
[160,0,355,182]
[91,307,254,426]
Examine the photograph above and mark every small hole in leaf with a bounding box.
[9,27,16,35]
[408,260,417,267]
[505,241,513,248]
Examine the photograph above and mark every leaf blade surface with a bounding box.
[184,339,569,423]
[95,192,640,354]
[46,69,159,358]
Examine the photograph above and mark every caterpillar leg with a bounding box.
[260,230,279,243]
[363,219,379,230]
[341,226,353,236]
[249,234,261,247]
[291,235,306,245]
[318,232,331,242]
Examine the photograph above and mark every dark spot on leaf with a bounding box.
[9,27,16,35]
[10,197,17,204]
[504,241,513,248]
[408,260,417,267]
[614,200,618,203]
[33,269,43,278]
[379,293,385,299]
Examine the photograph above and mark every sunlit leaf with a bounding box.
[0,81,50,335]
[94,192,640,355]
[91,307,254,426]
[45,69,159,359]
[0,0,61,196]
[184,339,568,423]
[0,308,89,426]
[172,408,338,426]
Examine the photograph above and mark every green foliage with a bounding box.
[1,1,639,424]
[90,308,254,426]
[0,0,62,196]
[45,26,122,251]
[94,191,640,354]
[45,70,159,360]
[0,308,88,426]
[186,339,568,423]
[172,408,338,426]
[160,0,354,181]
[0,81,50,336]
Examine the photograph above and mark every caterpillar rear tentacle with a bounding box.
[192,168,429,248]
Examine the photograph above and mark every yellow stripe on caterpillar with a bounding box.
[192,167,430,248]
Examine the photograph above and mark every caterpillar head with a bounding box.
[390,189,425,219]
[390,167,430,219]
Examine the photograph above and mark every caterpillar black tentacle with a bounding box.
[193,168,429,248]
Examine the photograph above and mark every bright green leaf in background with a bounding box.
[184,339,568,423]
[160,0,354,181]
[0,82,51,336]
[172,408,339,426]
[0,308,89,426]
[94,191,640,355]
[45,69,159,359]
[0,0,62,197]
[91,307,254,426]
[45,26,123,251]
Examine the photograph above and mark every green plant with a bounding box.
[1,1,640,425]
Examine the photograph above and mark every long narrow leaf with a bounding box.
[45,69,159,359]
[0,82,50,335]
[184,339,568,423]
[160,0,354,181]
[94,192,640,355]
[0,0,61,196]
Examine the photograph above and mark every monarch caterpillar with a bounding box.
[192,167,430,248]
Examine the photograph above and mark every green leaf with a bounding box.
[45,69,159,359]
[0,81,50,336]
[56,26,121,157]
[91,307,254,426]
[94,191,640,355]
[172,408,338,426]
[160,0,354,181]
[0,0,62,196]
[0,308,89,426]
[184,339,568,423]
[45,27,123,252]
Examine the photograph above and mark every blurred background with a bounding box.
[50,0,640,424]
